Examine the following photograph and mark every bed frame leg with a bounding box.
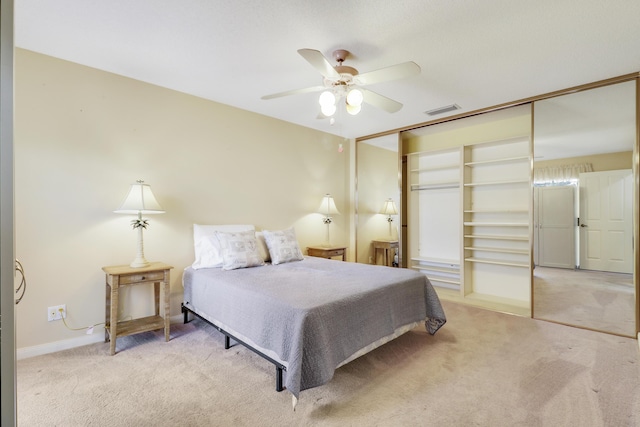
[182,304,189,324]
[182,304,287,393]
[276,367,283,392]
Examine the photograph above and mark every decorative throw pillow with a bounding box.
[214,230,265,270]
[192,224,254,269]
[262,227,304,265]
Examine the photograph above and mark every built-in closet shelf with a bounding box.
[464,257,529,268]
[411,181,459,191]
[410,261,459,272]
[464,246,529,255]
[411,165,459,173]
[410,257,460,290]
[464,234,529,241]
[464,210,528,214]
[411,266,460,278]
[464,179,529,187]
[410,256,459,265]
[412,264,460,274]
[464,155,529,167]
[463,222,528,227]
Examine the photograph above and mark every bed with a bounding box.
[182,233,446,402]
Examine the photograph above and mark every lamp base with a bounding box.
[129,257,150,268]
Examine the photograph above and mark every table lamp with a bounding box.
[380,198,398,238]
[114,180,165,268]
[318,194,340,247]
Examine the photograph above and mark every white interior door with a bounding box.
[537,185,576,269]
[579,170,633,273]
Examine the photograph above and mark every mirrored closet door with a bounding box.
[355,134,401,266]
[532,80,637,337]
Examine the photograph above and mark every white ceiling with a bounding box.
[14,0,640,140]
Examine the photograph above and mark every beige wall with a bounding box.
[403,104,532,154]
[534,151,632,171]
[14,49,351,353]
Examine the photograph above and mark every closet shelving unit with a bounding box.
[408,137,532,316]
[408,148,462,292]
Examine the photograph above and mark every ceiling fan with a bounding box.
[261,48,421,117]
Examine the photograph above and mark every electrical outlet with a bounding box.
[47,304,66,322]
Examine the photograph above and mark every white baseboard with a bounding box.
[17,314,185,360]
[17,333,105,360]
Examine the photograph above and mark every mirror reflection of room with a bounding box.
[355,134,401,267]
[532,80,636,337]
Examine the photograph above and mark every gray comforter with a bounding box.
[182,256,446,399]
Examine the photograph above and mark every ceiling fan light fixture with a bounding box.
[346,88,363,107]
[321,102,336,117]
[345,103,361,115]
[319,90,336,107]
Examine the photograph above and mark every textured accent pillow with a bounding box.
[262,227,304,265]
[214,230,265,270]
[192,224,254,269]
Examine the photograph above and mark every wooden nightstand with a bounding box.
[102,262,173,355]
[372,239,399,267]
[307,246,347,261]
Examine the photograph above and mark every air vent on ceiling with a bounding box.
[424,104,461,116]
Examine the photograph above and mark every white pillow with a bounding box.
[192,224,254,269]
[262,227,304,265]
[214,230,265,270]
[255,231,271,263]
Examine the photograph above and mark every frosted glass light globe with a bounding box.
[319,91,336,107]
[346,89,364,107]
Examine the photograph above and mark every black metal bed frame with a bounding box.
[181,303,286,392]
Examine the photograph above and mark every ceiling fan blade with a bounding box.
[362,88,403,113]
[297,48,341,81]
[353,61,420,86]
[261,85,326,100]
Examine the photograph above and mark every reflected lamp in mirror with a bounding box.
[380,198,398,237]
[318,194,340,247]
[114,180,165,268]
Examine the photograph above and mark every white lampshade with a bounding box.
[380,198,398,216]
[115,181,165,214]
[318,194,340,216]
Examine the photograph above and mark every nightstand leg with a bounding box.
[109,285,118,355]
[163,274,170,342]
[105,282,110,343]
[154,281,160,316]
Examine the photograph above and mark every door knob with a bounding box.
[580,224,588,227]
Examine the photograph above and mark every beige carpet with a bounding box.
[533,266,635,336]
[17,301,640,427]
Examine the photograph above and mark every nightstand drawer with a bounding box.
[307,246,347,261]
[324,249,344,257]
[119,270,165,285]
